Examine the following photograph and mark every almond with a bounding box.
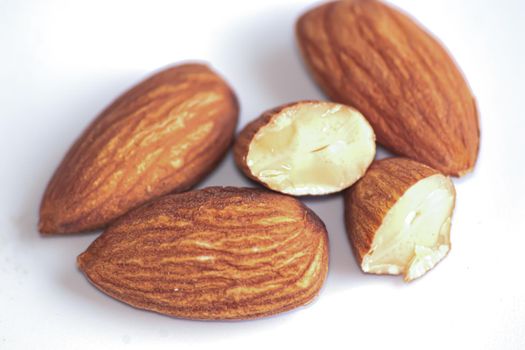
[234,101,376,195]
[296,0,480,176]
[77,187,329,320]
[39,63,239,234]
[344,158,455,281]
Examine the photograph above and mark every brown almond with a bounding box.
[77,187,329,320]
[234,101,376,196]
[345,158,456,281]
[296,0,480,176]
[39,63,239,234]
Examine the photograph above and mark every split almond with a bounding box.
[78,187,329,320]
[39,63,238,234]
[296,0,480,176]
[345,158,456,281]
[234,101,376,195]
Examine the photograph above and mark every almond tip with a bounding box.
[38,217,54,234]
[77,253,88,270]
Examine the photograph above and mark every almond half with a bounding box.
[234,101,376,195]
[296,0,480,176]
[39,63,239,234]
[345,158,456,281]
[78,187,329,320]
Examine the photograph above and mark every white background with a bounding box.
[1,0,524,349]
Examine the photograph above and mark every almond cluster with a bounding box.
[40,0,479,320]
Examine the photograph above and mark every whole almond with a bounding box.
[296,0,480,176]
[77,187,329,320]
[234,100,376,195]
[39,63,239,234]
[345,158,456,281]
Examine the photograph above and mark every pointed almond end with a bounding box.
[77,248,98,272]
[77,252,89,270]
[456,165,475,178]
[38,214,58,235]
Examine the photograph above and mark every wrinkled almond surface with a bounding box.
[40,63,238,234]
[78,187,329,320]
[297,0,479,176]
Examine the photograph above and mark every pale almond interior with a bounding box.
[361,174,455,281]
[246,102,376,195]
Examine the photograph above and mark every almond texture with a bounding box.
[77,187,329,320]
[234,101,376,195]
[345,158,455,281]
[296,0,479,176]
[40,63,239,234]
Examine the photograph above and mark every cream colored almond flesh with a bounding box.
[246,103,376,195]
[361,174,455,281]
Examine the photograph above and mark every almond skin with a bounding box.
[77,187,329,320]
[39,63,239,234]
[345,157,456,281]
[296,0,480,176]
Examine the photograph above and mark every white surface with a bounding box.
[1,0,524,349]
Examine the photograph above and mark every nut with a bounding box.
[234,101,376,195]
[296,0,480,176]
[345,158,456,281]
[39,63,239,234]
[77,187,329,320]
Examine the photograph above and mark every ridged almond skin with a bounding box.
[77,187,329,320]
[39,63,239,234]
[345,157,445,264]
[296,0,480,176]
